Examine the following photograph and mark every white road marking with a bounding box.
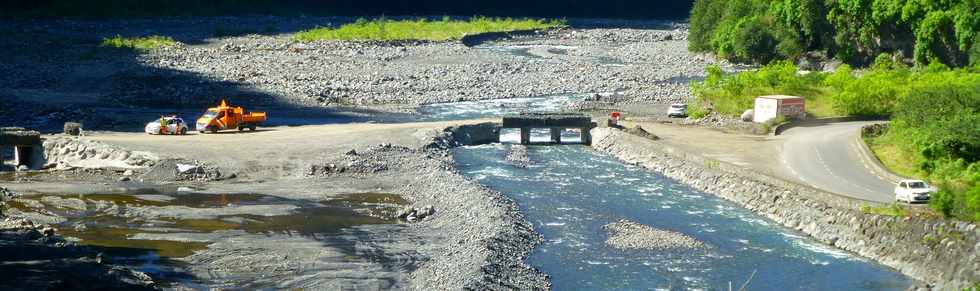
[814,144,877,196]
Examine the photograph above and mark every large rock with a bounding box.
[63,122,82,136]
[740,109,754,122]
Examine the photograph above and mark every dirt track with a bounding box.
[87,119,493,180]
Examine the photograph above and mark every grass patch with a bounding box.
[100,35,176,51]
[860,203,909,217]
[864,135,920,178]
[293,16,565,42]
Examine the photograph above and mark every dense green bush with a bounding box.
[100,35,176,50]
[690,0,979,67]
[887,69,980,220]
[690,61,829,116]
[825,67,908,116]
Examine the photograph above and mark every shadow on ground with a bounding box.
[0,17,423,134]
[0,238,187,290]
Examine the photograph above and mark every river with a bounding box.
[453,143,911,290]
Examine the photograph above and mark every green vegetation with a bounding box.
[865,135,919,178]
[860,203,909,217]
[704,159,721,170]
[692,61,980,221]
[885,70,980,221]
[690,61,834,118]
[689,0,979,66]
[293,17,564,42]
[100,35,176,51]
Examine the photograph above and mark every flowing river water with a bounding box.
[453,142,912,290]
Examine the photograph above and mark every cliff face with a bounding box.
[591,127,979,290]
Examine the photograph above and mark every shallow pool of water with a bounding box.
[8,191,406,284]
[453,144,911,290]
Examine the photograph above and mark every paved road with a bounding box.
[779,121,899,202]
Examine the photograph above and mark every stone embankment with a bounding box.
[591,128,979,290]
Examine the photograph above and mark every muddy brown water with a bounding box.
[6,191,407,283]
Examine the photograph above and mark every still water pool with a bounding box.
[453,144,911,290]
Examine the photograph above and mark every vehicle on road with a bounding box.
[196,100,267,133]
[894,179,933,203]
[145,116,188,135]
[667,103,688,118]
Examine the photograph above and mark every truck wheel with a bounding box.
[179,128,187,135]
[210,127,218,134]
[248,124,256,131]
[237,126,244,132]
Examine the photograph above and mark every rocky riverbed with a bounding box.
[1,123,549,289]
[0,16,725,132]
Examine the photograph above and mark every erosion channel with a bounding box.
[454,143,912,290]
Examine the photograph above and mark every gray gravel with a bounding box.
[1,16,725,115]
[306,141,548,289]
[603,219,707,250]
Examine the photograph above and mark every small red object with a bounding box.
[610,112,621,121]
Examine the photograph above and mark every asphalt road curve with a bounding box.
[780,121,898,203]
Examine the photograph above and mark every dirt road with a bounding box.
[88,119,494,180]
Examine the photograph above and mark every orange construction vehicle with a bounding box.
[195,100,267,133]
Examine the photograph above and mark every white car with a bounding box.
[144,116,189,135]
[894,179,932,203]
[667,103,688,118]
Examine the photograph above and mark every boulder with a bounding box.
[63,122,82,136]
[740,109,754,122]
[175,163,200,174]
[41,227,55,237]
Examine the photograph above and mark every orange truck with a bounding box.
[195,100,267,133]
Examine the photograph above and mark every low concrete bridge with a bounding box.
[501,113,596,145]
[0,127,43,171]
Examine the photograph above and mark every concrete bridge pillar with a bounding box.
[580,127,592,145]
[520,127,531,145]
[14,145,42,169]
[550,128,562,144]
[1,127,43,171]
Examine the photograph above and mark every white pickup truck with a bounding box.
[894,179,933,203]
